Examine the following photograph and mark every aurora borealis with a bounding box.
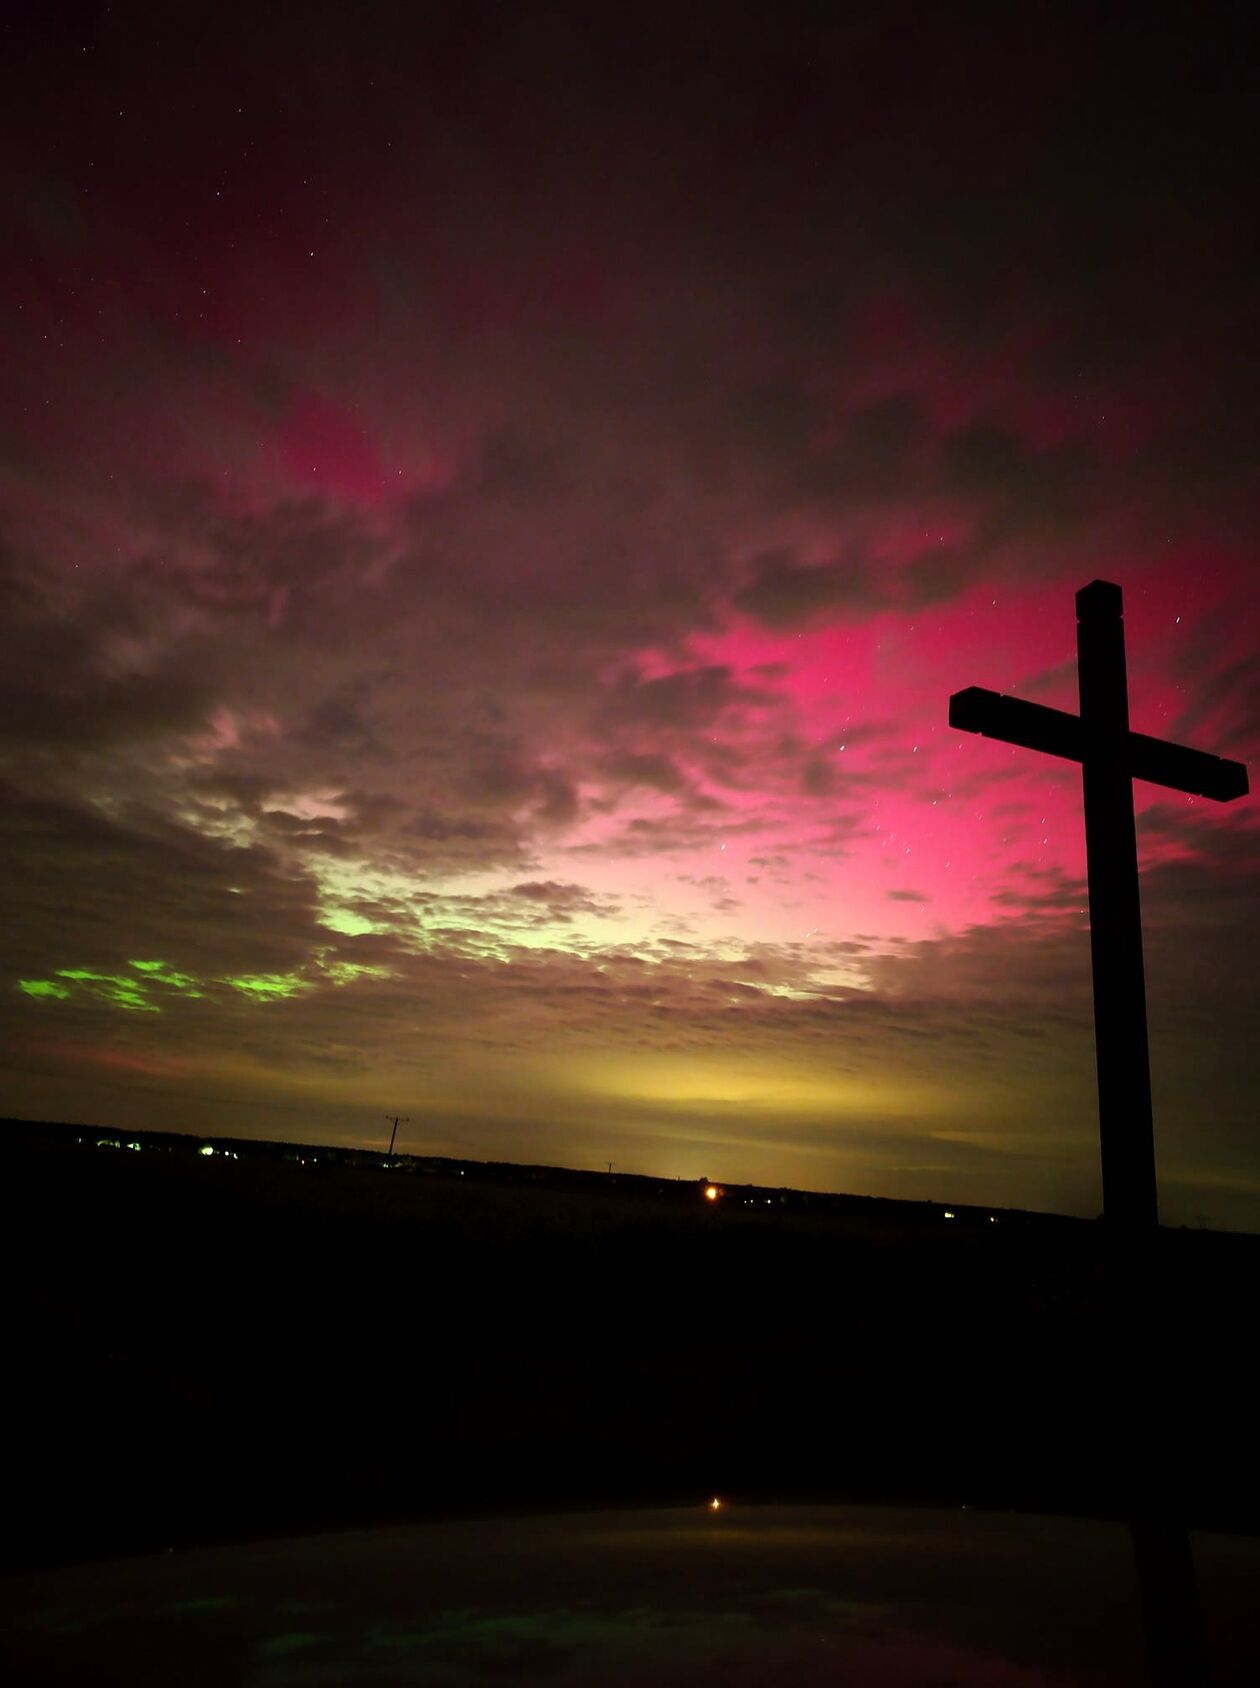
[2,5,1256,1225]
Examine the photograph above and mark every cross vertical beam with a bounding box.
[950,582,1246,1232]
[949,579,1249,1688]
[1076,581,1158,1232]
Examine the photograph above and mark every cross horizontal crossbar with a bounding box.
[948,686,1249,802]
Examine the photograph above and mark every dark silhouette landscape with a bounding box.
[6,1116,1257,1577]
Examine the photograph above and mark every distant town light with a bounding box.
[704,1185,720,1202]
[199,1145,215,1157]
[709,1497,722,1511]
[944,1210,956,1220]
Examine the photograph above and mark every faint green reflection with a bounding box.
[256,1630,327,1657]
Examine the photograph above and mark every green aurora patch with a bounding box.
[53,969,159,1012]
[15,955,391,1011]
[129,959,204,995]
[224,972,310,1000]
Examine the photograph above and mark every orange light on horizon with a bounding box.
[704,1185,720,1201]
[709,1497,722,1510]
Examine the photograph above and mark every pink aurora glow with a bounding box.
[1,8,1256,1224]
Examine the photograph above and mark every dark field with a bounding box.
[5,1506,1260,1687]
[5,1127,1258,1572]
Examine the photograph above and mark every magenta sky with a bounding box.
[2,5,1257,1226]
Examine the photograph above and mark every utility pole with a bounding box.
[386,1114,410,1159]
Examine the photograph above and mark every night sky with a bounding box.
[2,4,1256,1227]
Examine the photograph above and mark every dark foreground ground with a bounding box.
[4,1505,1259,1687]
[4,1128,1258,1573]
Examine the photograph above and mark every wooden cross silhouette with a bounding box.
[950,580,1248,1233]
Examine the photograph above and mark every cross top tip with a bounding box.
[1076,579,1123,621]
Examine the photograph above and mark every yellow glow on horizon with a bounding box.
[561,1052,952,1118]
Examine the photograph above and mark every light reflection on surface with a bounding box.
[2,1505,1258,1686]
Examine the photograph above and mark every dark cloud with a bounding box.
[597,751,689,794]
[801,756,839,798]
[0,782,321,982]
[901,547,975,609]
[733,547,879,628]
[941,420,1101,551]
[1171,648,1260,754]
[507,881,618,917]
[0,542,215,754]
[0,661,213,753]
[296,683,384,757]
[598,665,772,733]
[828,395,931,500]
[475,422,573,501]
